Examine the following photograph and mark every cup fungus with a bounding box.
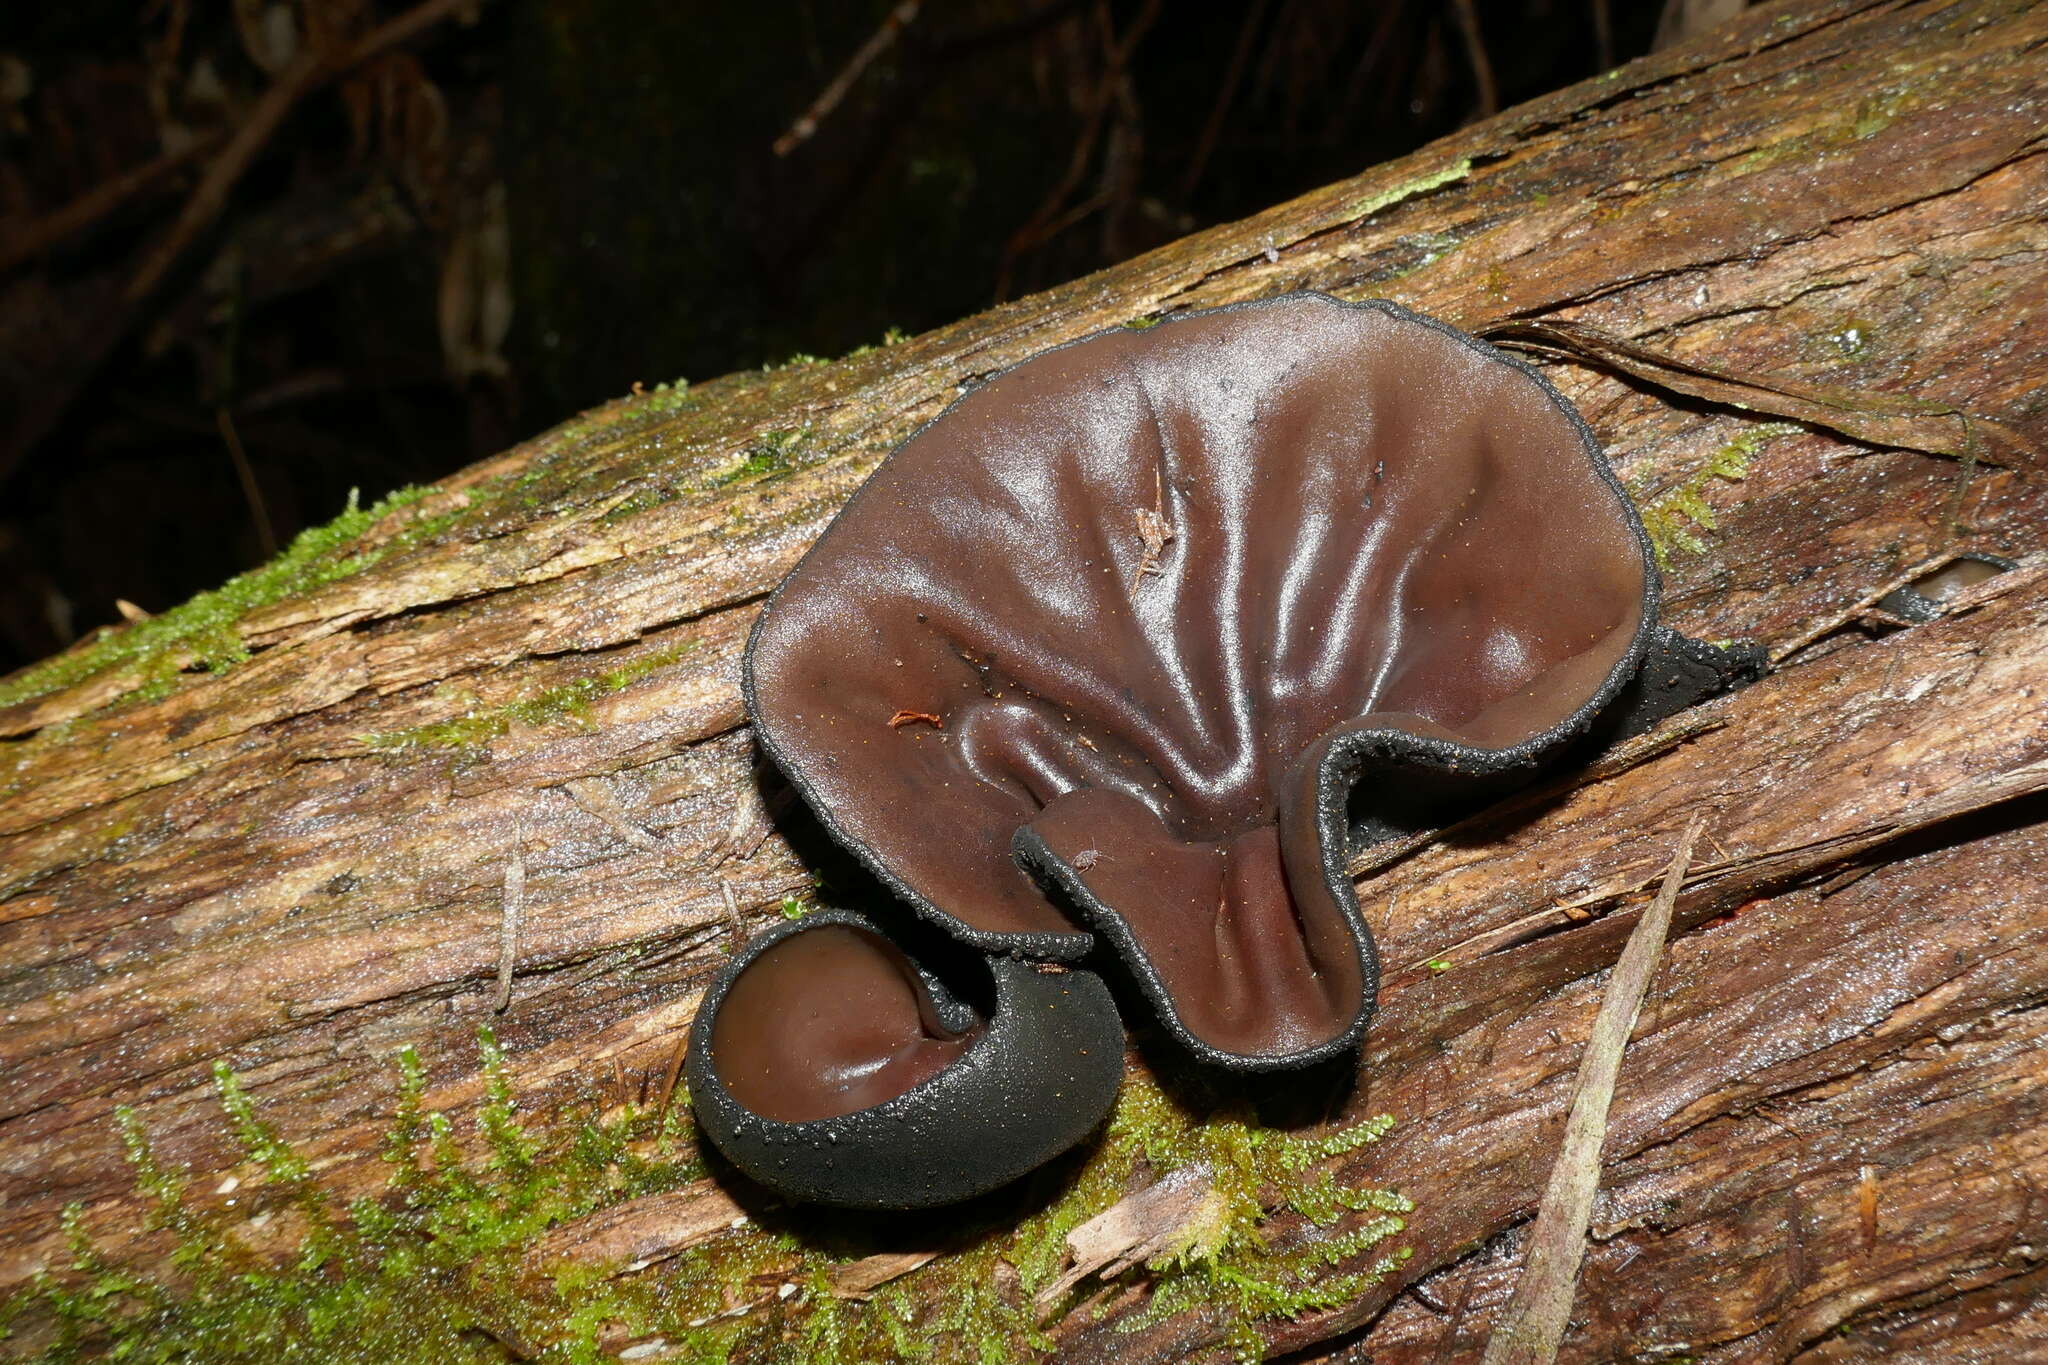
[694,291,1759,1208]
[685,911,1124,1209]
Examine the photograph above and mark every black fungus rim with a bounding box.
[741,290,1661,1071]
[688,909,1125,1209]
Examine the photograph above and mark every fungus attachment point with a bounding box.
[706,291,1759,1205]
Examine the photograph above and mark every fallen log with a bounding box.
[1,0,2044,1359]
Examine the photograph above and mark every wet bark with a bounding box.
[2,0,2045,1359]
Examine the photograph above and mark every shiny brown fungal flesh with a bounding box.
[747,294,1648,1062]
[708,924,980,1122]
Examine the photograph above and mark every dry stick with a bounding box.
[993,0,1162,299]
[653,1033,689,1135]
[563,778,667,855]
[1,0,481,488]
[1479,318,2043,467]
[495,814,526,1013]
[1480,815,1705,1365]
[720,880,746,951]
[772,0,922,158]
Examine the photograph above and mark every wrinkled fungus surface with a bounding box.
[743,292,1653,1070]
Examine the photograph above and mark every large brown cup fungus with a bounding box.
[693,292,1760,1208]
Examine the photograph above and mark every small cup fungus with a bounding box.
[1876,551,2016,624]
[691,292,1759,1208]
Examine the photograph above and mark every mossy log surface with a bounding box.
[4,0,2047,1359]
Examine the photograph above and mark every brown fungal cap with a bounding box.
[745,292,1652,1067]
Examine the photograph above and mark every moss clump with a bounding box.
[1103,1091,1411,1364]
[0,487,458,714]
[3,1033,1408,1364]
[359,640,700,755]
[5,1030,698,1365]
[1637,423,1797,566]
[639,379,695,415]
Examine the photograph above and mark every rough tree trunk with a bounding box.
[3,0,2045,1360]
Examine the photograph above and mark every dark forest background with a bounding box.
[0,0,1744,676]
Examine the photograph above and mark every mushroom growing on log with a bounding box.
[700,293,1759,1205]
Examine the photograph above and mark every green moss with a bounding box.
[0,487,459,714]
[1102,1090,1411,1364]
[844,326,911,358]
[8,1033,700,1364]
[5,1037,1408,1364]
[709,427,812,488]
[1637,423,1797,567]
[360,641,701,755]
[761,324,911,375]
[595,483,681,527]
[640,380,696,415]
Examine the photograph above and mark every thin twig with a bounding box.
[1479,318,2042,467]
[1,0,483,487]
[653,1032,689,1134]
[1178,0,1269,201]
[993,0,1162,299]
[1450,0,1499,118]
[495,813,525,1013]
[772,0,922,158]
[215,407,277,557]
[563,777,667,855]
[1481,816,1705,1365]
